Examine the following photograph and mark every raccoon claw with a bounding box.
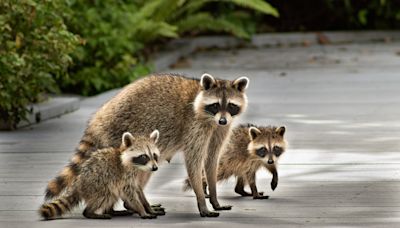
[151,204,165,214]
[271,180,278,191]
[213,205,232,211]
[151,210,166,216]
[141,214,157,219]
[151,203,162,208]
[153,206,165,212]
[200,211,219,217]
[258,192,264,196]
[253,195,269,200]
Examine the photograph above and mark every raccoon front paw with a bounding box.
[200,211,219,217]
[151,203,162,208]
[83,213,112,219]
[150,209,166,216]
[108,209,134,216]
[271,180,278,191]
[235,189,252,197]
[140,213,157,219]
[253,194,269,200]
[212,204,232,211]
[152,206,165,212]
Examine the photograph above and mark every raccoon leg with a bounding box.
[105,208,133,216]
[124,201,164,212]
[205,129,232,211]
[83,208,112,219]
[184,149,219,217]
[122,185,157,219]
[82,195,114,219]
[266,164,278,191]
[246,171,269,200]
[122,172,162,213]
[203,178,210,198]
[234,176,252,197]
[138,172,162,208]
[136,188,165,216]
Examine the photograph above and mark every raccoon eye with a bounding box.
[273,146,283,156]
[153,153,158,162]
[132,154,150,165]
[256,147,266,157]
[204,103,220,115]
[227,103,240,116]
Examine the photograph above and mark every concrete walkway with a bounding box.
[1,41,400,227]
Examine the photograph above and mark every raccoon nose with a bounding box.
[152,165,158,171]
[218,117,227,125]
[267,159,274,164]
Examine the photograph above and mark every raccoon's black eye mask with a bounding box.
[132,154,150,165]
[204,103,220,115]
[256,147,267,157]
[227,103,240,116]
[273,146,283,156]
[204,102,241,116]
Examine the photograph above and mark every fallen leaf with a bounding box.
[316,32,331,45]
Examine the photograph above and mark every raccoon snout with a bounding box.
[218,117,227,125]
[267,159,274,164]
[152,165,158,171]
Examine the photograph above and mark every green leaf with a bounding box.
[177,12,250,39]
[358,9,368,25]
[230,0,279,17]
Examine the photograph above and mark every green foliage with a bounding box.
[58,1,160,95]
[231,0,278,17]
[344,0,400,29]
[0,0,78,129]
[142,0,279,39]
[60,0,278,95]
[0,0,278,127]
[262,0,400,31]
[176,12,250,38]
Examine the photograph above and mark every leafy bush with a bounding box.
[340,0,400,29]
[59,0,278,96]
[169,0,279,38]
[58,0,167,96]
[0,0,278,128]
[0,0,78,129]
[258,0,400,32]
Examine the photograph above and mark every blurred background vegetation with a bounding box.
[1,0,400,128]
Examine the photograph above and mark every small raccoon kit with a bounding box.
[184,124,287,199]
[39,130,165,220]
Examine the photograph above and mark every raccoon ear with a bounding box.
[122,132,135,148]
[150,130,159,143]
[276,126,286,137]
[233,76,249,92]
[249,127,261,141]
[200,73,216,90]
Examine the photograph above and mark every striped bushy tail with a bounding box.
[44,138,95,199]
[39,190,80,220]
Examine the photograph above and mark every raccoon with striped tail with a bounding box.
[183,124,287,199]
[44,73,249,217]
[39,131,165,220]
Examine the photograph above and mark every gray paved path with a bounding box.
[1,41,400,227]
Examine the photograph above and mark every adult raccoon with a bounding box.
[45,73,249,217]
